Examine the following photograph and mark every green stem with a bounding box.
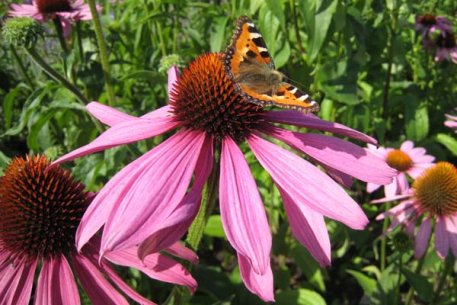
[53,17,69,77]
[405,254,426,305]
[152,2,167,57]
[290,0,307,54]
[380,202,391,272]
[431,256,453,305]
[76,22,85,64]
[382,7,398,120]
[393,255,403,305]
[10,45,34,89]
[26,47,89,105]
[86,0,116,105]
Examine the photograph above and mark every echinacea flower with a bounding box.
[367,141,435,196]
[445,113,457,130]
[54,56,395,301]
[0,155,197,305]
[435,31,457,64]
[375,162,457,259]
[10,0,94,36]
[415,14,452,36]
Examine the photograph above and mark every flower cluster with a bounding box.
[415,14,457,63]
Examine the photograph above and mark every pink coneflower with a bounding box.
[375,162,457,258]
[435,32,457,63]
[54,55,395,301]
[0,155,196,305]
[445,113,457,130]
[367,141,435,196]
[10,0,94,36]
[415,14,452,36]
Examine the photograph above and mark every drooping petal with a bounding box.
[168,65,180,97]
[265,110,377,144]
[445,216,457,257]
[0,257,37,305]
[164,243,199,265]
[104,248,197,293]
[238,254,275,302]
[435,216,450,259]
[367,182,382,193]
[415,218,431,258]
[324,166,353,188]
[396,173,410,194]
[101,130,207,253]
[279,186,331,266]
[86,102,137,125]
[137,137,213,257]
[220,136,272,275]
[264,124,395,184]
[71,253,129,305]
[54,116,179,165]
[34,256,80,305]
[248,134,368,230]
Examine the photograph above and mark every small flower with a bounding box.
[415,14,452,36]
[9,0,96,37]
[54,57,395,301]
[375,162,457,258]
[445,112,457,130]
[435,31,457,64]
[1,17,44,49]
[0,155,197,304]
[367,141,435,196]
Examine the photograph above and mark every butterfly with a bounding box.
[223,16,319,113]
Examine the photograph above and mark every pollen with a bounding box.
[0,155,89,260]
[413,162,457,216]
[36,0,72,14]
[385,149,413,172]
[170,53,264,142]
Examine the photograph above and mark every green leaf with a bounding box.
[210,17,229,52]
[307,0,337,62]
[204,215,225,238]
[3,85,25,129]
[404,100,429,141]
[27,109,58,151]
[436,133,457,156]
[347,269,377,296]
[276,289,326,305]
[290,245,326,292]
[265,0,285,28]
[273,40,290,68]
[401,268,432,302]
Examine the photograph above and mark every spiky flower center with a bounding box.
[413,162,457,216]
[385,149,413,172]
[0,155,88,259]
[417,14,437,26]
[36,0,72,14]
[437,32,456,49]
[170,53,264,142]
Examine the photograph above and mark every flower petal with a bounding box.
[35,256,80,305]
[71,252,130,305]
[101,130,207,253]
[247,134,368,230]
[164,243,199,265]
[220,136,272,275]
[86,102,137,125]
[445,216,457,257]
[279,186,331,266]
[238,254,275,302]
[264,124,395,184]
[435,216,450,259]
[415,218,431,258]
[0,257,37,305]
[54,116,179,165]
[168,65,180,97]
[265,110,377,144]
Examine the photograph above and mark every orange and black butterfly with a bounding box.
[223,16,319,113]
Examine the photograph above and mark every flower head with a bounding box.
[1,17,44,49]
[367,141,435,196]
[54,56,395,300]
[0,155,196,305]
[445,112,457,130]
[9,0,95,37]
[415,14,452,36]
[375,162,457,259]
[435,31,457,64]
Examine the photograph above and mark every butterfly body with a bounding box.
[223,16,319,113]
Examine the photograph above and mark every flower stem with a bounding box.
[76,22,85,64]
[393,255,403,305]
[53,17,69,77]
[380,202,391,272]
[431,256,454,304]
[10,45,34,89]
[86,0,116,106]
[404,254,426,305]
[26,47,89,105]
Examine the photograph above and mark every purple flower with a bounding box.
[445,112,457,130]
[435,31,457,63]
[415,14,452,36]
[54,55,395,301]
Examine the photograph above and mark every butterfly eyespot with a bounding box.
[222,16,319,113]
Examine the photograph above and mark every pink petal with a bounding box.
[400,140,414,151]
[264,124,395,184]
[371,193,412,204]
[101,130,207,253]
[367,182,382,193]
[445,216,457,257]
[279,186,331,266]
[104,248,197,293]
[168,65,180,97]
[0,257,37,305]
[35,256,80,305]
[86,102,137,126]
[53,116,179,164]
[137,137,213,257]
[397,173,410,194]
[325,166,353,188]
[415,218,431,258]
[247,134,368,230]
[164,243,199,265]
[71,252,130,305]
[220,136,272,275]
[238,254,275,302]
[435,216,450,259]
[265,110,377,144]
[384,178,399,197]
